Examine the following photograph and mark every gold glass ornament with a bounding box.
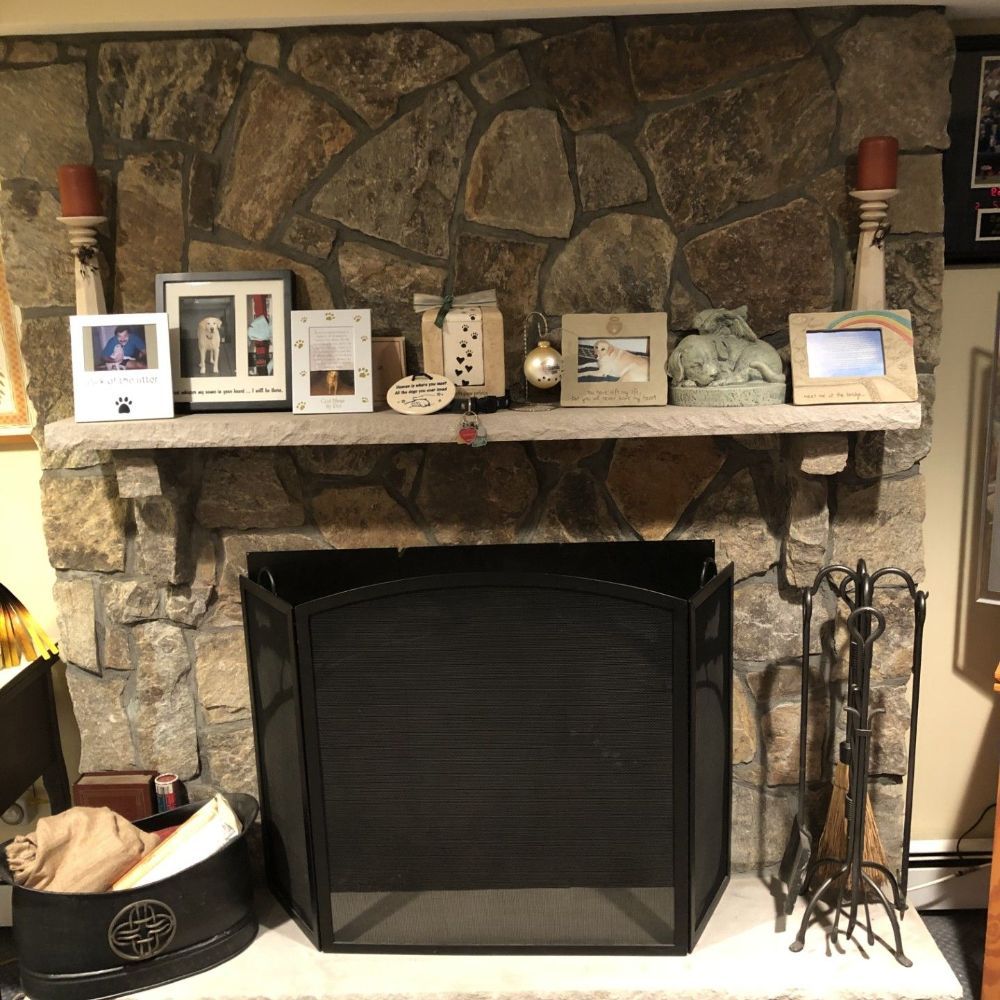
[522,312,562,389]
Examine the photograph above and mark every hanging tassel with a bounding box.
[0,582,58,668]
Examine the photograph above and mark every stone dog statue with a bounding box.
[667,307,785,387]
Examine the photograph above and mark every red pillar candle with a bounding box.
[856,136,899,191]
[57,164,102,217]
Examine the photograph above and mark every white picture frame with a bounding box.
[291,309,374,414]
[70,313,174,423]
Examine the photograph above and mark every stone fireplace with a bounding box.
[0,7,949,874]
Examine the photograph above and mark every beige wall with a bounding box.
[913,266,1000,842]
[0,0,954,33]
[0,439,55,636]
[0,437,79,835]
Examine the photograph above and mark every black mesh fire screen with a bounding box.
[241,541,732,953]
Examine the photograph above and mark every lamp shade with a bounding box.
[0,582,58,668]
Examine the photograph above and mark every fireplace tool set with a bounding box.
[784,560,927,967]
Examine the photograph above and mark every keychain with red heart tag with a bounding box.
[457,404,479,445]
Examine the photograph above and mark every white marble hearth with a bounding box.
[134,878,961,1000]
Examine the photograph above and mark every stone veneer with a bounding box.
[0,8,951,872]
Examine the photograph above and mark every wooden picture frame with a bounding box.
[788,309,918,405]
[559,312,668,407]
[70,313,174,423]
[421,305,505,399]
[291,309,374,414]
[944,36,1000,265]
[0,252,30,435]
[978,294,1000,605]
[372,336,406,408]
[155,270,293,413]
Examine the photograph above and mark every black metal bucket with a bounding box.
[0,792,259,1000]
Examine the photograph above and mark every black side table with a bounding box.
[0,656,71,817]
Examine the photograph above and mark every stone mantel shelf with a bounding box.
[43,402,922,452]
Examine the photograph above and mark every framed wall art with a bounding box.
[978,295,1000,605]
[944,35,1000,264]
[69,313,174,422]
[0,253,30,435]
[788,309,918,405]
[559,312,668,407]
[291,309,373,414]
[155,270,292,412]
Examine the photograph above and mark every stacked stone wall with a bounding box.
[0,8,951,870]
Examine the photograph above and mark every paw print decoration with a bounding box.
[295,338,305,349]
[358,367,370,380]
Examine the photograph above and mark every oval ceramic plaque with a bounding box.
[386,373,456,415]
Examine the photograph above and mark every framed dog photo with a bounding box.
[559,313,669,407]
[155,270,292,412]
[788,309,918,404]
[291,309,374,414]
[69,313,174,422]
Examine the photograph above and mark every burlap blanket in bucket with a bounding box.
[5,807,160,893]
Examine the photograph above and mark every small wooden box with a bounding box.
[72,770,156,821]
[421,305,505,399]
[371,336,406,408]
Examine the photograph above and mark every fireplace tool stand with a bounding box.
[787,561,927,967]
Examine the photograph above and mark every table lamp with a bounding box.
[0,581,58,668]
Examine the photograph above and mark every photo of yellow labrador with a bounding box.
[196,316,224,375]
[577,337,650,383]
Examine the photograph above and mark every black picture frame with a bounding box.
[154,269,293,413]
[944,35,1000,265]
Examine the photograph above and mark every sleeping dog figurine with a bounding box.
[667,306,785,388]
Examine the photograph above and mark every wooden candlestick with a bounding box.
[849,188,897,311]
[57,216,107,315]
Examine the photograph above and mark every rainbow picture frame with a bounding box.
[788,309,918,405]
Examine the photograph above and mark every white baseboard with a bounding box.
[908,838,992,910]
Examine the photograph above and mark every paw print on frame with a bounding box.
[358,367,370,379]
[115,396,132,414]
[295,338,305,349]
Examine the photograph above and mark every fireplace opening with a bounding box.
[240,540,733,953]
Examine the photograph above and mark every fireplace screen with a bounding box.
[241,541,732,953]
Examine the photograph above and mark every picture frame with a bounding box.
[291,309,374,414]
[421,305,505,399]
[372,336,407,408]
[977,295,1000,605]
[943,36,1000,265]
[788,309,918,405]
[559,312,669,407]
[0,254,30,435]
[69,313,174,423]
[155,270,293,413]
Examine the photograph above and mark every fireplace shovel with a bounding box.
[781,589,813,915]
